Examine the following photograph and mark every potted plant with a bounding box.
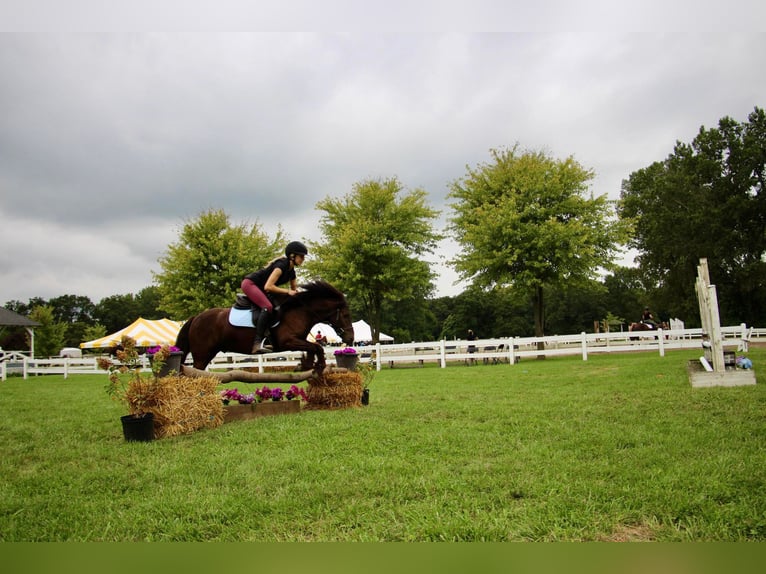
[146,344,183,377]
[334,346,359,370]
[357,356,376,405]
[99,335,163,441]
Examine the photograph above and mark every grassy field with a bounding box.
[0,348,764,541]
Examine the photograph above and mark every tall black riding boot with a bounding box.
[252,309,273,354]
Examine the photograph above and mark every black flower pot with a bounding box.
[361,388,370,406]
[150,351,183,377]
[121,412,154,442]
[336,354,359,370]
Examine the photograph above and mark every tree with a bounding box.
[154,209,284,318]
[94,293,141,334]
[601,266,652,328]
[47,294,96,324]
[47,294,97,348]
[28,306,66,357]
[307,177,442,343]
[619,107,766,325]
[448,145,627,341]
[134,286,164,319]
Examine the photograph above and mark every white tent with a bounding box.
[80,317,183,349]
[352,319,394,344]
[308,322,342,344]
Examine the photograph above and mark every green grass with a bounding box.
[1,349,765,541]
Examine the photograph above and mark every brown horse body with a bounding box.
[628,321,669,332]
[628,321,670,341]
[175,281,354,371]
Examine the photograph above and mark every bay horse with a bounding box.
[175,280,354,371]
[628,321,670,341]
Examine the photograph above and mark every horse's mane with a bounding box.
[280,280,346,311]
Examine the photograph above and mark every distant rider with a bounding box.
[640,307,656,329]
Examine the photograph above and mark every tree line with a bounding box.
[3,107,764,355]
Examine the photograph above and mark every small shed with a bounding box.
[0,307,41,357]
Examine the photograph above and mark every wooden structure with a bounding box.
[689,258,756,387]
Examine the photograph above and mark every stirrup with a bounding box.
[252,340,273,354]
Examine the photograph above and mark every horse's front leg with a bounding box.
[306,342,326,374]
[282,339,326,373]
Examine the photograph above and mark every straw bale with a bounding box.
[127,374,224,438]
[305,371,363,410]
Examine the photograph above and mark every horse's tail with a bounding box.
[175,315,195,365]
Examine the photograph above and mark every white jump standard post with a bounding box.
[688,258,756,387]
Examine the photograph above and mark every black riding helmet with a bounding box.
[285,241,308,258]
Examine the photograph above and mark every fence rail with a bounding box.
[2,323,761,380]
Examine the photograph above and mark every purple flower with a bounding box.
[334,347,357,356]
[147,345,180,355]
[285,384,307,401]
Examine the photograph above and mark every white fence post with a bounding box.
[658,328,665,357]
[581,332,588,361]
[439,340,446,368]
[375,343,382,371]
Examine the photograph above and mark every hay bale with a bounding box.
[305,371,363,410]
[128,374,224,438]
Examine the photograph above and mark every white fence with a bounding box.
[365,323,759,370]
[3,323,761,380]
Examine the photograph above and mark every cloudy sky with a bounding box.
[1,2,765,306]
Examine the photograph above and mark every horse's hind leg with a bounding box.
[191,350,217,370]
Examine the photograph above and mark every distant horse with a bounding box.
[628,321,670,340]
[175,280,354,371]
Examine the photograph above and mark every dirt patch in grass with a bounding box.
[599,523,656,542]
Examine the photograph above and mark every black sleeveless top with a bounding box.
[245,257,295,289]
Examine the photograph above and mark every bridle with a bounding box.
[300,299,349,338]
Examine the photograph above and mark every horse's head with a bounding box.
[287,281,355,345]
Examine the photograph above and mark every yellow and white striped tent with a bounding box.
[79,317,183,349]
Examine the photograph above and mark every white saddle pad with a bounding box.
[228,307,255,328]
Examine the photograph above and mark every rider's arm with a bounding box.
[264,268,297,296]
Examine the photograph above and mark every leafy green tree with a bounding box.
[307,177,442,343]
[47,295,95,324]
[3,298,47,316]
[134,286,164,319]
[28,306,67,357]
[82,323,107,345]
[94,294,140,334]
[545,278,608,335]
[47,294,97,347]
[601,266,653,328]
[448,145,628,340]
[619,107,766,326]
[154,209,284,318]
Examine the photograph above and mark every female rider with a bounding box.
[241,241,308,353]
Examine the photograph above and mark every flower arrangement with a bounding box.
[146,345,180,355]
[334,347,358,356]
[144,344,182,378]
[357,356,376,390]
[99,335,161,417]
[220,384,307,405]
[220,388,255,404]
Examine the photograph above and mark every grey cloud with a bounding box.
[1,31,765,303]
